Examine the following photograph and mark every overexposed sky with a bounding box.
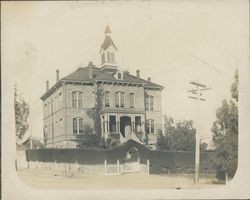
[2,1,248,143]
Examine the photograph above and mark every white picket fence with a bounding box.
[16,151,150,176]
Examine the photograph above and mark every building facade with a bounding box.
[41,26,164,149]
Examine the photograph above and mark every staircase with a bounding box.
[131,132,142,144]
[119,132,143,144]
[119,132,126,144]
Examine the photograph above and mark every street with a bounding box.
[17,169,224,190]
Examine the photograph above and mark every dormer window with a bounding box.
[118,73,122,80]
[102,53,105,64]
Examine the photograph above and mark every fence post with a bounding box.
[64,163,67,176]
[147,159,150,175]
[117,160,120,175]
[138,158,140,172]
[54,160,57,170]
[104,159,107,175]
[76,160,78,171]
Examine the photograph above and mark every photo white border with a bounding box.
[2,1,250,199]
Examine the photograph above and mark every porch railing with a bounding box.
[131,132,142,144]
[119,132,126,144]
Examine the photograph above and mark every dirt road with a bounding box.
[17,169,224,190]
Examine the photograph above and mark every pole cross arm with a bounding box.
[189,81,207,88]
[188,96,206,101]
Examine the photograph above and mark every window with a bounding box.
[104,91,110,107]
[59,92,63,109]
[44,103,47,116]
[60,118,63,134]
[55,121,58,137]
[118,73,122,80]
[115,91,125,108]
[72,91,83,108]
[107,52,110,62]
[146,119,154,133]
[111,52,115,62]
[120,92,125,107]
[44,125,47,139]
[145,95,154,111]
[48,124,51,138]
[51,100,54,113]
[55,97,57,111]
[130,93,135,108]
[102,53,105,64]
[73,118,83,134]
[115,92,119,107]
[48,102,51,115]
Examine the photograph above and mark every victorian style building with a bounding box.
[41,26,164,149]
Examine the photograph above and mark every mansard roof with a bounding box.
[61,66,163,89]
[41,65,163,100]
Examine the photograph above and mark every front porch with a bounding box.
[100,114,145,144]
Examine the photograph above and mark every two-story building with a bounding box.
[41,26,164,149]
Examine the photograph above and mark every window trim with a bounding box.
[72,91,83,108]
[73,117,84,134]
[146,119,155,134]
[130,93,135,108]
[146,95,154,111]
[104,91,110,107]
[115,91,125,108]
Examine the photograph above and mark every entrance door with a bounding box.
[120,116,131,138]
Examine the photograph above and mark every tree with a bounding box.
[14,84,29,140]
[231,69,238,102]
[17,137,45,150]
[157,116,207,151]
[86,83,104,146]
[211,69,238,180]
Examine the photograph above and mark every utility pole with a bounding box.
[188,81,211,186]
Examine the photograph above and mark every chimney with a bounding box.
[136,70,140,79]
[88,61,93,79]
[46,81,49,92]
[56,69,60,82]
[147,77,151,82]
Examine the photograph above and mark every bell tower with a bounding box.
[100,26,118,72]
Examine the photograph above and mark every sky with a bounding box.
[2,1,248,144]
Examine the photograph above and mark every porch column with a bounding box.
[131,116,135,133]
[107,115,110,134]
[104,115,107,134]
[116,114,120,133]
[141,116,145,133]
[101,116,104,137]
[115,115,118,133]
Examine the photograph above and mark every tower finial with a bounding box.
[105,25,111,34]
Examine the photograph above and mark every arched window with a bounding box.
[102,53,105,64]
[130,93,135,108]
[107,52,111,62]
[146,119,154,134]
[104,91,110,107]
[118,73,122,79]
[111,52,115,62]
[73,117,83,134]
[115,91,125,108]
[72,91,83,108]
[145,95,154,111]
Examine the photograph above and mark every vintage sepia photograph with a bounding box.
[2,0,250,199]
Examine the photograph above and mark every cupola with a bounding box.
[100,26,118,72]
